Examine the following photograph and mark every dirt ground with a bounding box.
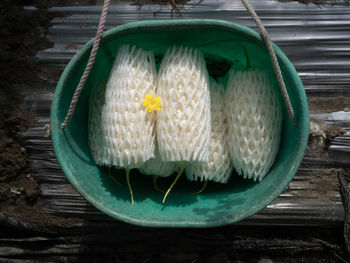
[0,0,82,226]
[309,96,350,114]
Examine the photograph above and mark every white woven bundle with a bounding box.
[101,45,157,168]
[139,146,177,178]
[225,69,282,181]
[186,79,233,183]
[88,84,107,166]
[156,46,211,163]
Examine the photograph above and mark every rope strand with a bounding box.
[62,0,110,129]
[241,0,298,127]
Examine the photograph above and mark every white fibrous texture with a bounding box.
[101,45,157,168]
[186,80,233,183]
[139,146,177,178]
[225,69,282,181]
[88,84,107,166]
[157,46,211,163]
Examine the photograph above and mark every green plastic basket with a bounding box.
[50,19,309,227]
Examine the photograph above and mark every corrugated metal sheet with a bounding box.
[21,0,350,226]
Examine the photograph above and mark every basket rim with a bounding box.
[50,19,309,228]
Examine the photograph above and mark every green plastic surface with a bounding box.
[50,19,309,227]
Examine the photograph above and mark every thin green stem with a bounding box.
[153,175,165,194]
[334,252,347,263]
[162,165,185,204]
[193,180,208,195]
[126,168,134,205]
[107,167,121,186]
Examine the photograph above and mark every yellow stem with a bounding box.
[162,165,185,204]
[193,180,208,195]
[153,175,165,194]
[334,252,348,263]
[107,167,121,186]
[126,168,134,205]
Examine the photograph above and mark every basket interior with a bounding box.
[51,21,308,227]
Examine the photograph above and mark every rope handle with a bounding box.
[241,0,297,126]
[61,0,297,129]
[61,0,110,129]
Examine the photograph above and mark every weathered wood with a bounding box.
[0,215,345,262]
[339,169,350,254]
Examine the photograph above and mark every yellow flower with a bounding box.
[142,94,162,113]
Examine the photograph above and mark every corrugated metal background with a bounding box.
[21,0,350,226]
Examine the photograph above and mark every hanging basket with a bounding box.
[50,19,309,227]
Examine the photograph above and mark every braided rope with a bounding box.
[241,0,297,127]
[62,0,110,129]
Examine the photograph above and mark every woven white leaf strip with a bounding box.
[225,69,282,181]
[88,83,107,166]
[101,45,157,168]
[156,46,211,163]
[186,79,233,183]
[139,144,177,178]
